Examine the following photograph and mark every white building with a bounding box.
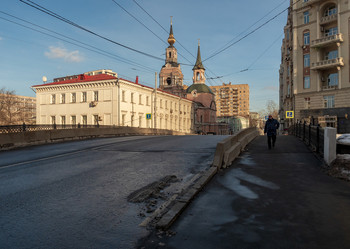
[32,69,194,133]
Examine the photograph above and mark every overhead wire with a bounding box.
[130,0,224,86]
[19,0,164,61]
[209,0,289,57]
[203,0,301,62]
[0,11,158,73]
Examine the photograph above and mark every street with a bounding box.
[0,135,228,249]
[138,135,350,249]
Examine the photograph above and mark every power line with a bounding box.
[0,11,158,73]
[217,33,283,78]
[203,0,301,62]
[132,0,196,59]
[209,0,288,57]
[19,0,164,61]
[130,0,224,86]
[111,0,195,66]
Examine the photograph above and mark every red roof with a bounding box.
[32,73,192,102]
[32,74,117,87]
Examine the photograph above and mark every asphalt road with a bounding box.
[138,135,350,249]
[0,135,228,249]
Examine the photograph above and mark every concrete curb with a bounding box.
[155,166,218,230]
[213,127,260,169]
[148,128,260,230]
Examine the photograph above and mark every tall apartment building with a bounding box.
[0,93,36,125]
[210,83,250,117]
[279,0,350,132]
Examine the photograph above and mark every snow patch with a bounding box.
[337,134,350,145]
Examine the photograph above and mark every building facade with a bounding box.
[210,83,250,118]
[159,20,186,98]
[32,69,194,133]
[185,42,228,134]
[279,0,350,133]
[0,93,36,125]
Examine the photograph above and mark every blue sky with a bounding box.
[0,0,288,112]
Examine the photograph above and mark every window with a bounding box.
[304,11,309,24]
[60,93,65,104]
[304,97,310,109]
[139,94,142,104]
[165,100,168,109]
[304,76,310,89]
[71,93,76,103]
[323,95,334,108]
[160,99,163,108]
[131,93,134,103]
[94,91,99,101]
[82,92,87,102]
[93,115,99,125]
[325,50,338,60]
[71,115,76,125]
[304,32,310,45]
[287,84,291,96]
[304,54,310,67]
[139,116,142,127]
[324,6,337,17]
[122,91,126,102]
[122,114,126,126]
[51,94,56,104]
[325,27,338,36]
[327,73,338,86]
[146,96,149,106]
[82,115,87,126]
[61,116,66,126]
[131,115,134,126]
[51,116,56,124]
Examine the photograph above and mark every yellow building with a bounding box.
[210,83,250,117]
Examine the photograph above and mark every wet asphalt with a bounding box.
[0,135,229,249]
[138,135,350,249]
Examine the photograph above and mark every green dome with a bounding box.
[186,84,213,94]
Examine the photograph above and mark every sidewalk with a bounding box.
[138,135,350,249]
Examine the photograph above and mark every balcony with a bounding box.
[320,14,337,25]
[311,57,344,70]
[301,0,321,8]
[322,84,338,91]
[311,33,343,48]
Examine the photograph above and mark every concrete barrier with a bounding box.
[324,127,337,165]
[212,127,260,169]
[0,127,190,150]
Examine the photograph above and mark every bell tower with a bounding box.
[159,17,185,97]
[192,39,206,84]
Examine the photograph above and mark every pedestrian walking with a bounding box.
[264,115,280,149]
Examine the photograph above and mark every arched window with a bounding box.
[324,5,337,17]
[196,72,200,81]
[167,77,171,85]
[169,52,172,58]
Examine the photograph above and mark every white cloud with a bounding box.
[45,46,83,62]
[0,37,3,41]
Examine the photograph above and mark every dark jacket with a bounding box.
[264,118,280,136]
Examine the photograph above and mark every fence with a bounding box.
[288,122,325,155]
[0,124,107,134]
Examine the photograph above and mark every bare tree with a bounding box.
[258,100,279,120]
[0,88,21,125]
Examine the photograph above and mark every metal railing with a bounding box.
[0,124,108,134]
[289,122,324,155]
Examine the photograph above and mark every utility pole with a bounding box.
[154,72,157,129]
